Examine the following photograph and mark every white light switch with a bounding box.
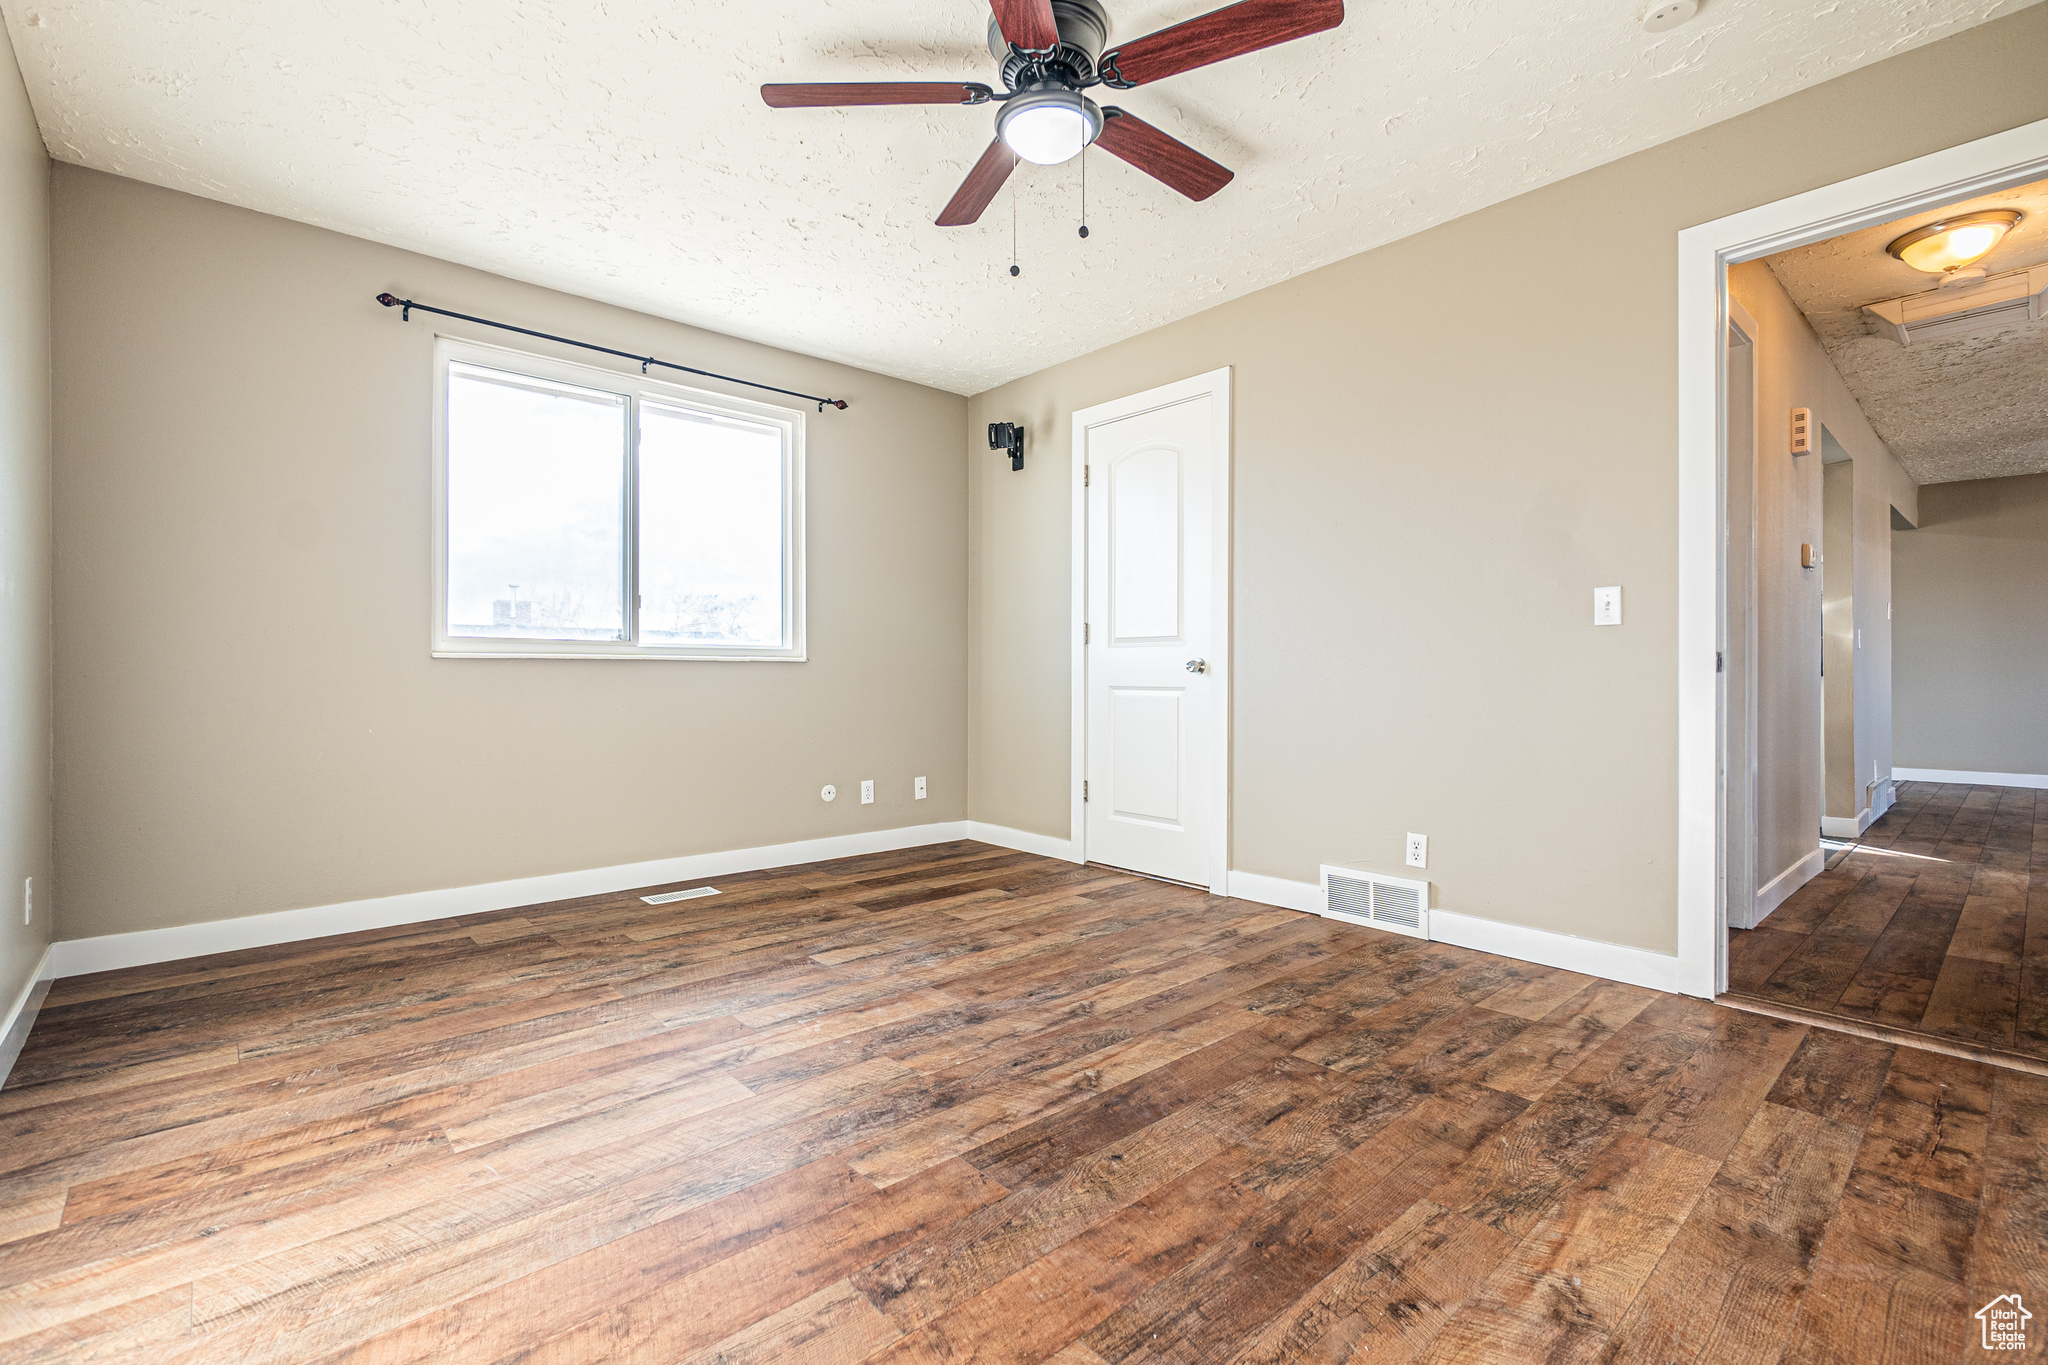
[1593,586,1622,626]
[1405,833,1428,869]
[860,779,874,805]
[914,776,927,800]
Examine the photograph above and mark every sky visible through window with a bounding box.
[445,364,785,648]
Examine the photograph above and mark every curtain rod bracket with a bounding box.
[372,292,847,411]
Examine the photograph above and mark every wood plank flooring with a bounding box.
[3,839,2044,1363]
[1729,781,2048,1064]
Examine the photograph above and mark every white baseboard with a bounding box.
[1224,869,1322,914]
[1893,766,2048,791]
[0,945,56,1090]
[1427,910,1679,994]
[32,826,1692,1008]
[1222,870,1678,995]
[1820,809,1873,839]
[965,822,1080,863]
[48,821,974,980]
[1741,847,1826,930]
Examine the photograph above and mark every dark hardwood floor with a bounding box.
[1728,780,2048,1065]
[3,839,2044,1363]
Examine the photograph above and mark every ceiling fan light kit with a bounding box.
[760,0,1345,228]
[997,88,1103,166]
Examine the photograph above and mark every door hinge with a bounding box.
[1083,780,1089,802]
[1716,651,1724,673]
[1084,622,1090,644]
[1084,465,1090,487]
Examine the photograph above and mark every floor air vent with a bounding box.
[1318,866,1430,939]
[641,886,720,905]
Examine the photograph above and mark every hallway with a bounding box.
[1728,781,2047,1066]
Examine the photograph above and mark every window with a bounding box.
[432,339,804,660]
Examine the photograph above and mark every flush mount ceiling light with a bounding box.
[996,87,1103,165]
[1886,209,2023,278]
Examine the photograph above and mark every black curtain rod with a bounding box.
[375,293,848,411]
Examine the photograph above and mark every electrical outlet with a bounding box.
[915,776,927,800]
[1405,834,1428,869]
[820,784,837,803]
[860,780,874,805]
[21,877,29,927]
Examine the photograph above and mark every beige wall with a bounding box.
[0,24,51,1029]
[1729,260,1913,884]
[52,167,968,941]
[1894,472,2048,777]
[965,7,2041,955]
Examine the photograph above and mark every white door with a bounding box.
[1083,381,1225,888]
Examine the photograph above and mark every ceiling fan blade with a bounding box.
[989,0,1061,51]
[1098,0,1343,87]
[936,140,1019,227]
[761,82,992,108]
[1094,109,1234,201]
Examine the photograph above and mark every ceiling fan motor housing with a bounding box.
[988,0,1111,89]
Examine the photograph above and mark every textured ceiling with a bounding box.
[1765,178,2048,486]
[2,0,2036,395]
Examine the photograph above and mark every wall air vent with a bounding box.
[1862,266,2048,346]
[640,886,720,905]
[1318,865,1431,940]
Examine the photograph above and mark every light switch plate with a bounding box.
[914,776,927,800]
[1594,586,1622,626]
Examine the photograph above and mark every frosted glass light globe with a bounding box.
[1886,210,2023,276]
[998,90,1103,166]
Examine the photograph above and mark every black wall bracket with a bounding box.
[988,421,1024,471]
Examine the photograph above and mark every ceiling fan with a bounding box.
[761,0,1345,227]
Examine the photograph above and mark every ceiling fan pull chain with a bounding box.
[1010,188,1021,278]
[1079,144,1090,239]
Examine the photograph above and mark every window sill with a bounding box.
[431,647,806,662]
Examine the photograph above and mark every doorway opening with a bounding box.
[1687,127,2048,1067]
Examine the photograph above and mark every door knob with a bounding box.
[1185,658,1209,673]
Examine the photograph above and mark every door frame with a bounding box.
[1719,296,1759,957]
[1675,115,2048,998]
[1070,367,1233,894]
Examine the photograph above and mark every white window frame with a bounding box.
[431,336,806,662]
